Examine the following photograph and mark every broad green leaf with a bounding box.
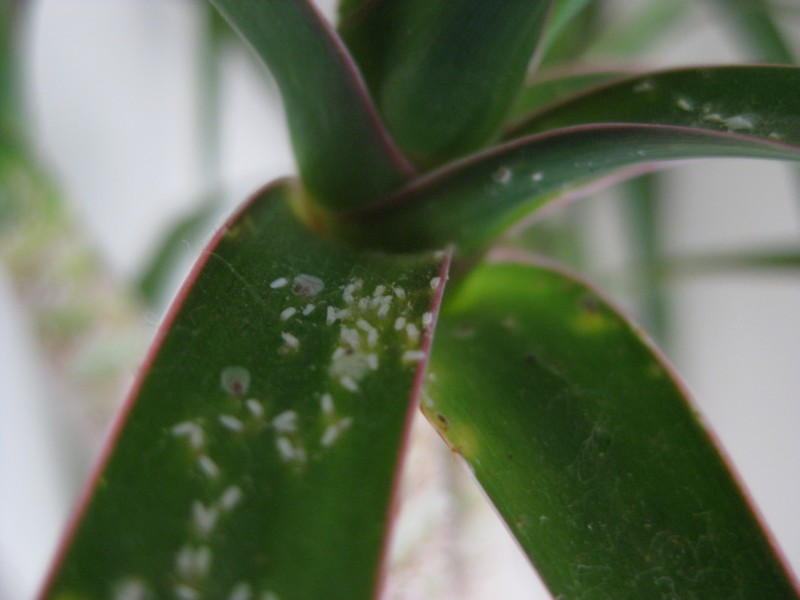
[340,0,554,167]
[209,0,414,210]
[507,69,629,123]
[341,123,800,255]
[41,180,450,600]
[505,66,800,139]
[424,257,798,598]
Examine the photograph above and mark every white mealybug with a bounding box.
[430,276,441,289]
[246,399,264,419]
[272,410,298,433]
[292,274,325,297]
[405,323,420,343]
[228,582,253,600]
[219,414,244,432]
[402,350,427,363]
[197,455,220,478]
[221,366,251,398]
[171,421,204,451]
[394,316,406,331]
[192,501,219,535]
[320,393,335,415]
[269,277,288,289]
[280,332,300,351]
[302,303,315,315]
[113,579,151,600]
[219,485,243,511]
[280,307,297,321]
[174,583,200,600]
[422,312,433,327]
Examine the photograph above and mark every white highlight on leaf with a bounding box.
[633,78,654,93]
[269,277,288,289]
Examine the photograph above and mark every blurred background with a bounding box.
[1,1,799,598]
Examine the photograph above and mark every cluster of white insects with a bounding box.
[112,271,438,599]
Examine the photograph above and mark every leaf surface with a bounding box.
[425,256,798,598]
[41,180,449,600]
[340,0,554,166]
[344,123,800,255]
[506,66,800,138]
[209,0,414,210]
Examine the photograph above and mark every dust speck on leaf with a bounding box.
[492,166,512,184]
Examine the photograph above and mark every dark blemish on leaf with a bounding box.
[292,274,325,297]
[525,353,538,366]
[436,413,449,430]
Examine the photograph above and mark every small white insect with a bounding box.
[272,410,298,433]
[221,366,251,398]
[219,414,244,432]
[405,323,420,343]
[197,455,220,478]
[373,284,386,297]
[676,97,694,112]
[302,303,315,315]
[394,316,407,331]
[292,274,324,297]
[321,417,353,448]
[269,277,288,289]
[531,171,544,182]
[246,399,264,419]
[402,350,427,363]
[393,287,406,299]
[174,583,200,600]
[492,166,512,184]
[228,582,253,600]
[175,545,212,579]
[422,312,433,327]
[171,421,204,451]
[219,485,243,511]
[320,393,335,416]
[377,302,391,318]
[113,579,151,600]
[192,501,219,535]
[326,306,337,325]
[429,276,441,289]
[280,332,300,351]
[339,375,359,392]
[366,354,379,370]
[280,307,297,321]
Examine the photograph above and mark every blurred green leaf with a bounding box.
[508,69,630,123]
[344,123,800,255]
[711,0,795,64]
[506,65,800,138]
[587,0,691,58]
[538,0,594,58]
[42,180,449,600]
[209,0,414,210]
[425,257,797,598]
[340,0,554,167]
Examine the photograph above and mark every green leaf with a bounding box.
[42,180,450,600]
[506,66,800,138]
[710,0,795,64]
[342,123,800,255]
[209,0,414,210]
[538,0,594,59]
[507,69,630,123]
[340,0,554,167]
[424,257,798,598]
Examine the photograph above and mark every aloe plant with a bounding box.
[18,0,800,598]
